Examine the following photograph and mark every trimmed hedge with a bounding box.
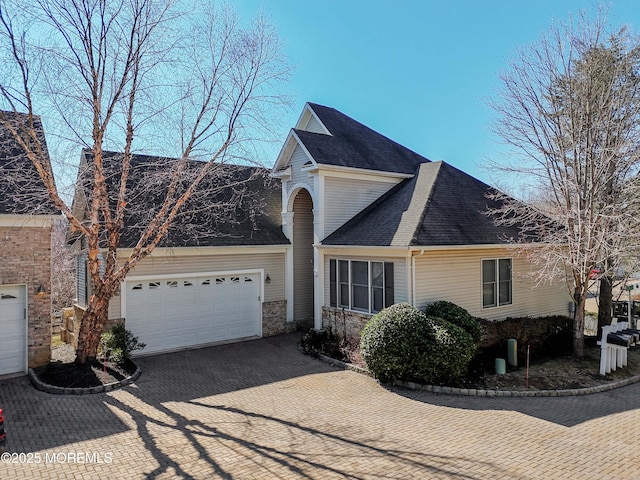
[424,300,481,343]
[360,303,477,385]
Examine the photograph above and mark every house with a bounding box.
[74,103,571,354]
[71,151,294,354]
[0,112,57,376]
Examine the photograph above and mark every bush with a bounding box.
[424,300,481,343]
[359,303,477,385]
[298,328,341,359]
[100,325,146,365]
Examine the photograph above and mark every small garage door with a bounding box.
[0,285,26,376]
[125,273,262,354]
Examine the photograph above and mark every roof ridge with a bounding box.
[391,162,442,246]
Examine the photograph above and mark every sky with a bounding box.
[233,0,640,186]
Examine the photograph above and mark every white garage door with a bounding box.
[125,273,262,354]
[0,285,26,376]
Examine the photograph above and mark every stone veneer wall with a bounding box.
[262,300,296,336]
[321,306,372,344]
[0,225,52,368]
[66,305,124,350]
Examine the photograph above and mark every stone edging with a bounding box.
[28,364,142,395]
[313,351,640,397]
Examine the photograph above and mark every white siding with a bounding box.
[414,249,571,320]
[286,144,313,191]
[304,114,328,134]
[323,176,399,236]
[324,255,407,307]
[108,252,285,320]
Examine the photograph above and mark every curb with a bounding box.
[309,350,640,397]
[28,364,142,395]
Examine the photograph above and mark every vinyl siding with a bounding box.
[323,176,400,237]
[287,144,313,191]
[108,252,285,320]
[324,255,407,308]
[304,114,328,134]
[293,190,314,321]
[413,248,571,320]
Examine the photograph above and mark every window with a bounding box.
[329,259,394,313]
[482,258,512,308]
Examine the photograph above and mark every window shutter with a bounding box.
[384,262,394,308]
[76,254,88,307]
[329,259,337,307]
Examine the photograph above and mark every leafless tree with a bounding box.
[51,218,76,314]
[488,9,640,357]
[0,0,290,363]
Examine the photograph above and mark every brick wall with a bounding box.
[321,306,372,343]
[262,300,297,336]
[0,225,52,368]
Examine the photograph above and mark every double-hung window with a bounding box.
[329,259,394,313]
[482,258,512,308]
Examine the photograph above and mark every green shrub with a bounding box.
[100,325,146,365]
[424,300,481,343]
[299,328,341,359]
[360,303,477,385]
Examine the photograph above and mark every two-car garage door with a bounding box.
[0,285,26,376]
[125,273,262,354]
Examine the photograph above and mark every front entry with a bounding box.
[292,189,314,326]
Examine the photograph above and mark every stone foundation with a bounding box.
[65,305,124,349]
[262,300,296,336]
[321,307,373,344]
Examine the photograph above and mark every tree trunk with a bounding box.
[597,275,613,334]
[573,290,586,358]
[75,293,111,365]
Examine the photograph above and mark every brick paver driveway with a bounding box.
[1,333,639,479]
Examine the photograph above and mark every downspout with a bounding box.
[411,248,425,307]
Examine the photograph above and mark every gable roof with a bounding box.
[291,103,431,175]
[0,111,57,215]
[322,161,523,247]
[77,150,289,248]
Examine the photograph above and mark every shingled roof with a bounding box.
[77,151,288,248]
[322,161,523,247]
[0,111,57,215]
[294,103,431,174]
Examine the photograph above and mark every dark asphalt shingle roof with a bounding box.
[322,161,523,247]
[297,103,431,174]
[0,111,57,215]
[79,151,288,248]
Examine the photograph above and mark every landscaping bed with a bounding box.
[31,342,138,389]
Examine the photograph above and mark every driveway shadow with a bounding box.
[387,381,640,427]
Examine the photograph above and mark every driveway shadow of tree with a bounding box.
[102,395,523,479]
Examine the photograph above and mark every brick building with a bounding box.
[0,112,58,375]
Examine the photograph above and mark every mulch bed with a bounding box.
[33,359,137,388]
[32,343,137,388]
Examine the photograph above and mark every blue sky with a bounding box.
[234,0,640,186]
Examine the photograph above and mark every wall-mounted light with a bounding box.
[265,274,271,284]
[36,284,46,297]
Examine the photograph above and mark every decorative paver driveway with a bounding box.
[1,333,639,479]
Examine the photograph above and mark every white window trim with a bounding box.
[481,258,513,309]
[331,259,391,314]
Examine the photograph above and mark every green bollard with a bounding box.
[495,358,506,375]
[507,339,518,367]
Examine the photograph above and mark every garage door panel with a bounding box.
[0,285,26,375]
[126,273,261,354]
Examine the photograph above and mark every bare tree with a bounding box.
[0,0,290,364]
[488,10,640,357]
[51,218,76,313]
